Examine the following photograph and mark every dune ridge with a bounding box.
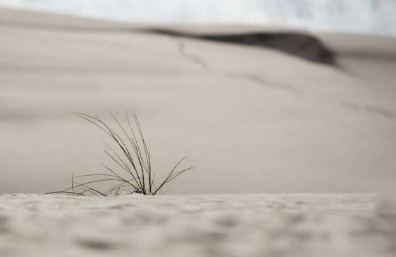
[144,29,336,65]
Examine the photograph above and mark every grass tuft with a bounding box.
[47,110,193,196]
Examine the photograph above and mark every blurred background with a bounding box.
[0,1,395,195]
[0,0,396,36]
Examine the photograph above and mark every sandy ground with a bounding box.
[0,7,396,195]
[0,194,395,257]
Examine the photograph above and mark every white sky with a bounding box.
[0,0,396,36]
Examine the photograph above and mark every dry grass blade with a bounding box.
[48,109,194,196]
[154,157,194,195]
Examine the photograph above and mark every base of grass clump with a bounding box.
[48,110,193,196]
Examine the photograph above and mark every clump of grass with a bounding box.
[48,110,193,196]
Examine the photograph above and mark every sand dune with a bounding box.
[0,8,396,195]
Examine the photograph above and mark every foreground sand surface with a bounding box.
[0,8,396,194]
[0,194,395,257]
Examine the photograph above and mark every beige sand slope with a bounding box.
[0,8,395,194]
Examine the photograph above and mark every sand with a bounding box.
[0,8,396,195]
[0,194,395,257]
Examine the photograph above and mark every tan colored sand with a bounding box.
[0,8,395,194]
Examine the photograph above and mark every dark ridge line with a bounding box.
[340,101,396,120]
[143,29,336,66]
[177,41,209,70]
[364,105,396,119]
[0,19,335,66]
[226,72,304,95]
